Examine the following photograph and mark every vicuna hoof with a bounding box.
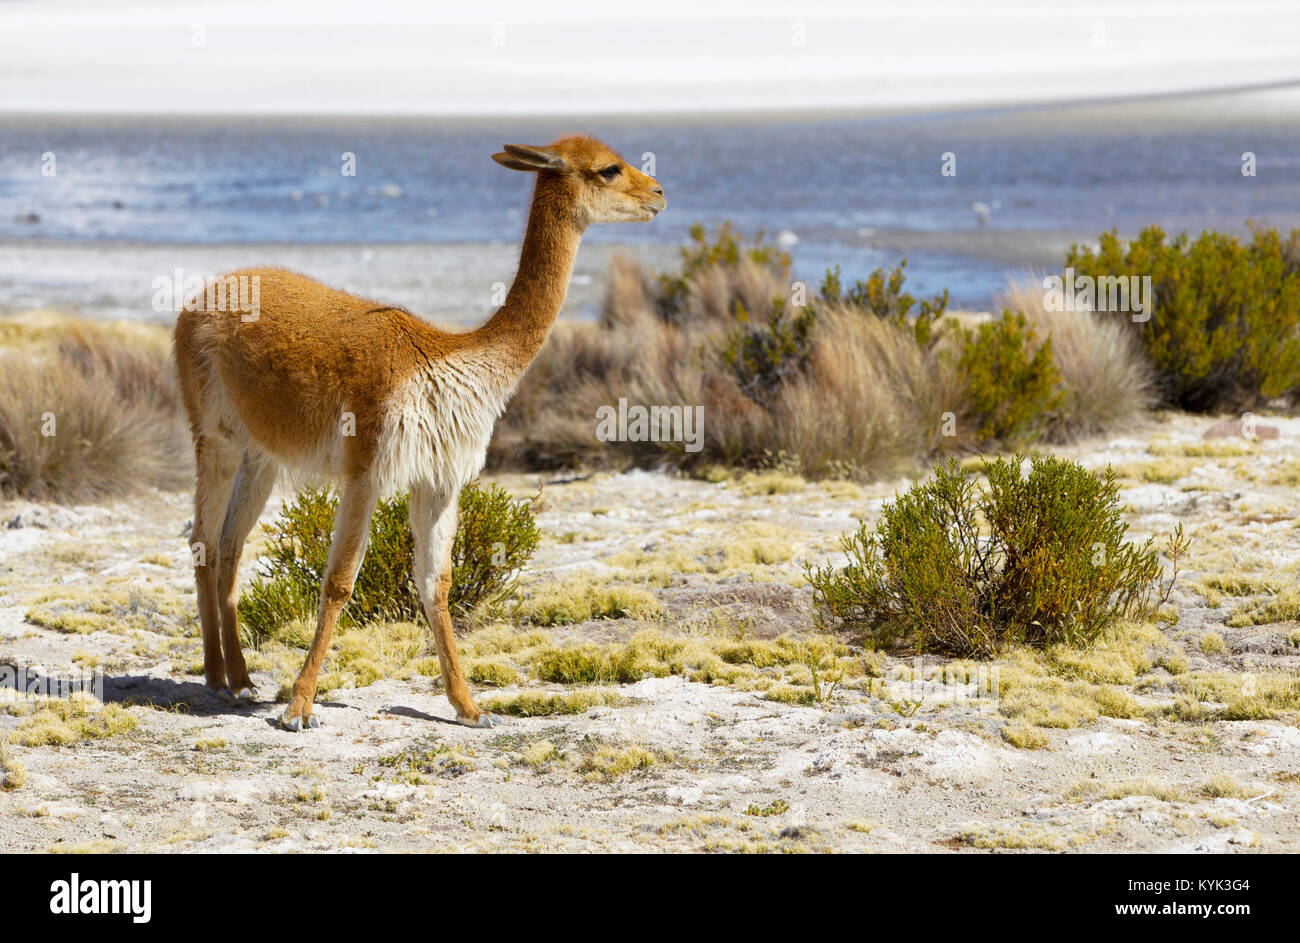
[279,711,319,731]
[458,712,501,729]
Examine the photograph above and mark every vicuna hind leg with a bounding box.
[410,484,496,727]
[280,476,377,731]
[215,451,276,700]
[190,435,241,695]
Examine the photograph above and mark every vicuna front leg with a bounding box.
[280,477,377,731]
[411,484,496,727]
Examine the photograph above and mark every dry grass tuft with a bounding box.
[0,314,188,502]
[1000,279,1154,440]
[575,743,659,781]
[0,738,27,790]
[1067,777,1186,803]
[9,695,139,747]
[1200,632,1227,655]
[1198,773,1249,799]
[1001,721,1049,750]
[1226,588,1300,628]
[952,823,1080,850]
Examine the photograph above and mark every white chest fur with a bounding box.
[373,354,514,498]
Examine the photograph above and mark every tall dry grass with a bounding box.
[772,307,969,477]
[0,313,189,503]
[999,280,1153,440]
[493,230,1158,480]
[490,252,969,479]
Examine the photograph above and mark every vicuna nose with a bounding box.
[652,186,664,196]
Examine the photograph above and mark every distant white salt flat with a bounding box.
[1,0,1298,115]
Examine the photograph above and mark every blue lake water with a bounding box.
[3,89,1299,308]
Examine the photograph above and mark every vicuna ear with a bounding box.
[492,143,571,173]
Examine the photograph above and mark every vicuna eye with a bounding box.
[599,165,621,180]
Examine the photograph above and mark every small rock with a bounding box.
[38,802,85,820]
[1203,420,1279,440]
[7,507,83,529]
[665,786,703,805]
[179,779,267,805]
[1066,731,1132,754]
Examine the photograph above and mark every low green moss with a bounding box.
[518,580,664,626]
[1200,632,1227,655]
[1001,721,1049,750]
[576,744,658,781]
[467,659,522,687]
[1226,588,1300,627]
[481,688,623,717]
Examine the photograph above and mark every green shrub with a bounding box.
[720,297,817,401]
[237,574,319,644]
[453,482,541,614]
[806,455,1171,656]
[1066,226,1300,411]
[957,312,1063,446]
[818,260,948,347]
[662,223,812,401]
[239,480,539,644]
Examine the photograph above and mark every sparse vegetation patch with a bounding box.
[807,455,1180,656]
[239,480,539,641]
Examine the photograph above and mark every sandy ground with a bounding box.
[0,413,1297,853]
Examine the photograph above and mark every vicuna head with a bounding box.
[493,134,665,225]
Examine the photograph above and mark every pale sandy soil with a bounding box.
[0,413,1297,853]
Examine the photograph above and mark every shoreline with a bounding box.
[5,78,1300,124]
[0,241,682,326]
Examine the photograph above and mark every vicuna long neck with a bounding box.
[472,173,584,378]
